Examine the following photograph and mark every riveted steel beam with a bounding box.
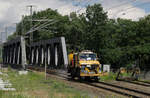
[29,37,68,69]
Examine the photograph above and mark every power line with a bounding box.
[105,0,137,11]
[25,19,55,22]
[26,19,57,35]
[26,19,54,34]
[108,1,150,18]
[121,2,150,12]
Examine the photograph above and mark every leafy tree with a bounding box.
[84,4,108,52]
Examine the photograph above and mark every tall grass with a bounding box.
[100,72,117,81]
[100,72,132,82]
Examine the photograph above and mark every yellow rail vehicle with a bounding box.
[68,50,102,81]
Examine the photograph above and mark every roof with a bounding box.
[80,50,94,54]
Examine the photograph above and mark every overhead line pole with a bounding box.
[22,16,24,36]
[27,5,35,68]
[14,23,18,37]
[0,32,2,43]
[27,5,35,43]
[0,32,2,58]
[5,27,7,41]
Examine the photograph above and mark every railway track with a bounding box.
[90,82,150,98]
[137,80,150,85]
[117,79,150,87]
[27,66,150,98]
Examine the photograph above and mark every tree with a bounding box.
[84,4,108,53]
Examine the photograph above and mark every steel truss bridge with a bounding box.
[2,36,68,69]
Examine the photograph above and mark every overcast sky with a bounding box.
[0,0,150,39]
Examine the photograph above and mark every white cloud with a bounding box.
[58,4,84,15]
[0,1,12,26]
[106,6,146,21]
[0,1,11,20]
[102,0,147,21]
[116,7,146,21]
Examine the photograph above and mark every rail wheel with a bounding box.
[85,77,91,81]
[94,76,99,82]
[79,76,85,82]
[71,69,76,79]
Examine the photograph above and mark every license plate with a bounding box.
[87,65,91,67]
[89,72,95,74]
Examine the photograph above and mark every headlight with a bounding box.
[81,65,86,68]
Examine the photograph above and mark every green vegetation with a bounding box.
[100,72,132,82]
[8,4,150,70]
[100,72,117,82]
[0,69,91,98]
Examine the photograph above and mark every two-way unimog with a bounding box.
[68,50,106,81]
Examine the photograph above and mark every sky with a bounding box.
[0,0,150,40]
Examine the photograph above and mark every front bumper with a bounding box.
[80,72,108,77]
[80,73,100,77]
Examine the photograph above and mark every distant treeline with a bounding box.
[8,4,150,70]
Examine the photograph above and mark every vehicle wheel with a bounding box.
[79,76,85,82]
[71,69,76,79]
[77,68,80,77]
[85,77,91,81]
[94,76,99,82]
[67,67,70,73]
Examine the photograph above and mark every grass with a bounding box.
[100,72,117,82]
[0,68,91,98]
[100,72,132,82]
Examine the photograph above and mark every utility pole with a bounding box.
[27,5,35,43]
[0,32,2,58]
[0,32,2,43]
[45,47,47,80]
[5,27,7,41]
[14,23,18,37]
[0,32,2,68]
[21,15,24,36]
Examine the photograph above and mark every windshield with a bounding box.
[79,53,97,60]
